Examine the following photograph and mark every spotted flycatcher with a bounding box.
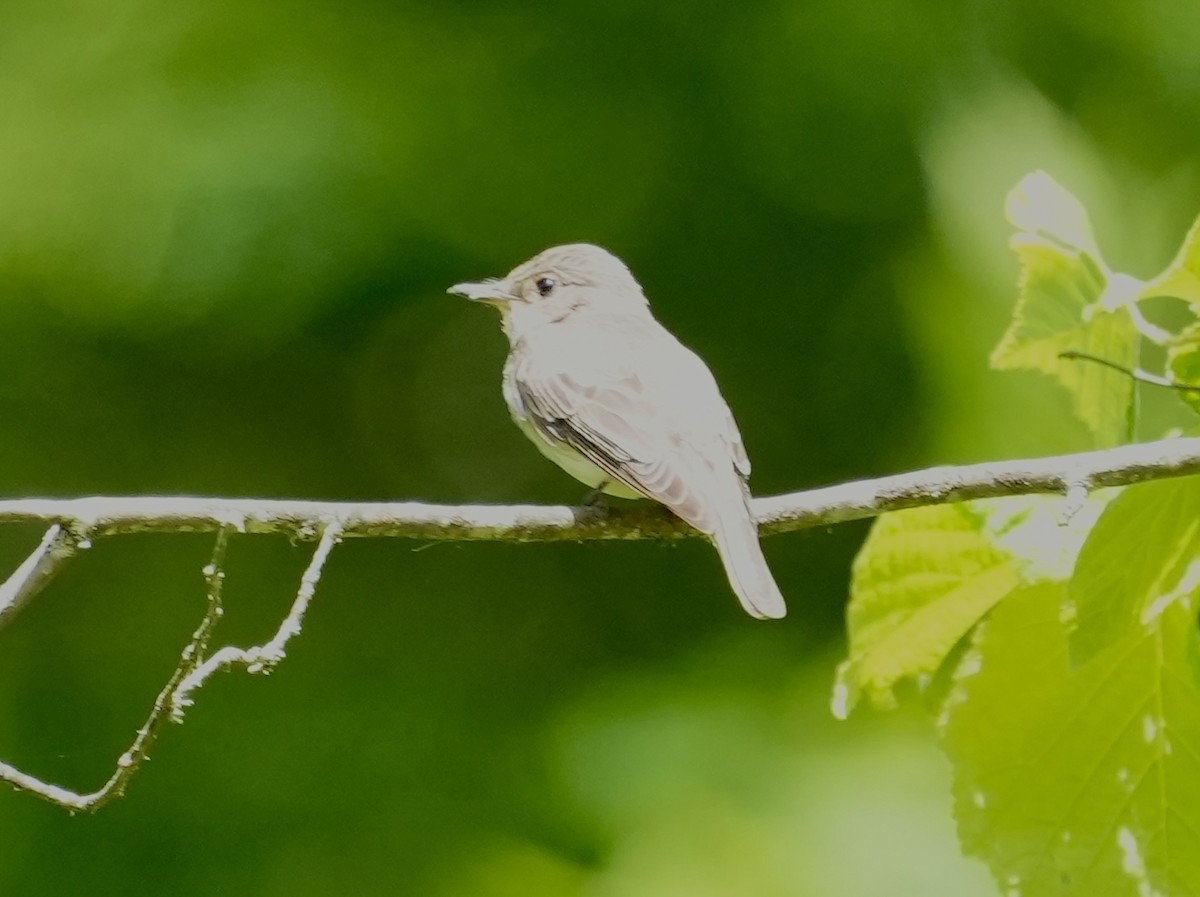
[449,244,786,619]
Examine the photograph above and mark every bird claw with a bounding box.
[582,483,611,511]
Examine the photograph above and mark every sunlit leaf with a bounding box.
[1142,212,1200,308]
[1165,322,1200,414]
[1004,170,1100,259]
[833,505,1019,718]
[942,582,1200,897]
[1069,477,1200,666]
[991,173,1139,447]
[980,492,1111,583]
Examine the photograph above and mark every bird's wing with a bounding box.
[724,403,751,480]
[514,336,746,536]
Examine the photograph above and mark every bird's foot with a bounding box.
[582,482,611,511]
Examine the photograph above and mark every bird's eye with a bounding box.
[535,276,557,297]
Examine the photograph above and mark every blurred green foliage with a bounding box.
[1,0,1199,894]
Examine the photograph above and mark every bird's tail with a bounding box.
[710,506,787,620]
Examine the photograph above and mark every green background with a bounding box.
[0,1,1197,893]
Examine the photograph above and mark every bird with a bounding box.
[448,243,786,619]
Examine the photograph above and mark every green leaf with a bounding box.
[1003,171,1100,257]
[991,173,1139,447]
[1069,477,1200,665]
[1166,323,1200,414]
[1141,211,1200,307]
[941,582,1200,897]
[981,492,1112,583]
[833,504,1019,719]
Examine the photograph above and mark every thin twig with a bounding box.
[0,525,80,632]
[0,525,345,811]
[172,522,342,716]
[1058,350,1200,391]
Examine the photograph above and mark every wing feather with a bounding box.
[512,321,746,536]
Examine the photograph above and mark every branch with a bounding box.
[171,522,342,718]
[0,527,232,811]
[3,436,1200,812]
[0,524,80,631]
[0,524,342,812]
[0,437,1196,543]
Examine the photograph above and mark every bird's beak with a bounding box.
[447,278,517,305]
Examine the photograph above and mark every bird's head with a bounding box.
[448,243,648,335]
